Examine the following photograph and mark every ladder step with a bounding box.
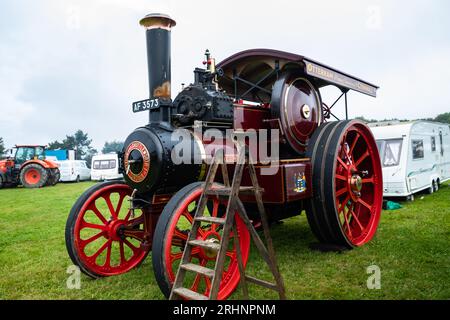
[180,263,215,278]
[206,186,263,196]
[188,239,221,252]
[195,216,226,224]
[245,275,280,291]
[172,287,209,300]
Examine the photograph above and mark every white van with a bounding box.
[91,153,123,181]
[370,121,450,198]
[57,160,91,182]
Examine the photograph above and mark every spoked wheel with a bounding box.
[306,120,383,248]
[65,181,150,278]
[152,182,250,300]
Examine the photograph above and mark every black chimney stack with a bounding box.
[139,13,176,125]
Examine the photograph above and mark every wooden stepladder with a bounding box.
[169,133,286,300]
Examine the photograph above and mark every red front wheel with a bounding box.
[152,182,250,300]
[65,181,150,278]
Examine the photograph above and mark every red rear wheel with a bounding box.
[152,182,250,299]
[306,120,383,247]
[65,181,150,277]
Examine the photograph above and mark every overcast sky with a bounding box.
[1,0,449,151]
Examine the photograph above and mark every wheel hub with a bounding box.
[199,231,220,260]
[350,174,363,193]
[106,220,126,241]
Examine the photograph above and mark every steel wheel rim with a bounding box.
[334,123,382,246]
[25,168,40,185]
[164,188,250,300]
[73,184,148,276]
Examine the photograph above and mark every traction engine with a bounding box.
[65,13,383,299]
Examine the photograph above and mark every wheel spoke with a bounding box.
[342,206,353,239]
[349,204,365,231]
[89,203,108,224]
[191,273,202,292]
[182,210,194,223]
[204,275,212,295]
[336,187,347,197]
[355,151,370,168]
[183,210,206,237]
[337,157,348,170]
[123,239,140,255]
[115,192,127,217]
[362,177,374,184]
[80,231,105,248]
[119,241,126,264]
[169,251,183,264]
[103,194,118,220]
[191,247,201,256]
[123,229,146,241]
[210,200,219,232]
[90,239,112,260]
[225,251,236,262]
[350,132,361,154]
[103,242,112,267]
[81,221,107,231]
[335,174,347,181]
[173,228,188,241]
[358,198,372,211]
[211,200,219,217]
[338,195,351,213]
[128,215,144,226]
[124,209,133,221]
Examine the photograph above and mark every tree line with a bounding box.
[0,130,123,166]
[47,130,123,167]
[355,112,450,124]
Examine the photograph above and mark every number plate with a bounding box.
[132,98,160,113]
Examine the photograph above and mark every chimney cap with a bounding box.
[139,13,176,29]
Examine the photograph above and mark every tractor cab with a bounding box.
[13,145,46,166]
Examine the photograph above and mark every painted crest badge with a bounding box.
[293,172,306,193]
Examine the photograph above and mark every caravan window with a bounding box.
[93,159,116,170]
[431,136,436,152]
[382,139,402,167]
[412,139,424,159]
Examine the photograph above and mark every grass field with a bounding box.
[0,181,449,300]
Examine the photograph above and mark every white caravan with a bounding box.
[90,153,123,181]
[57,160,91,182]
[369,121,450,198]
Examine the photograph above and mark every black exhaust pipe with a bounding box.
[140,13,176,125]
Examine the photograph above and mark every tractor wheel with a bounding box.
[45,169,56,186]
[152,182,250,300]
[52,169,60,186]
[20,164,48,188]
[65,181,150,278]
[306,120,383,248]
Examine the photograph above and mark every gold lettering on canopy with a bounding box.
[305,61,377,97]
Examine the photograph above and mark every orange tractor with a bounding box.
[0,145,60,188]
